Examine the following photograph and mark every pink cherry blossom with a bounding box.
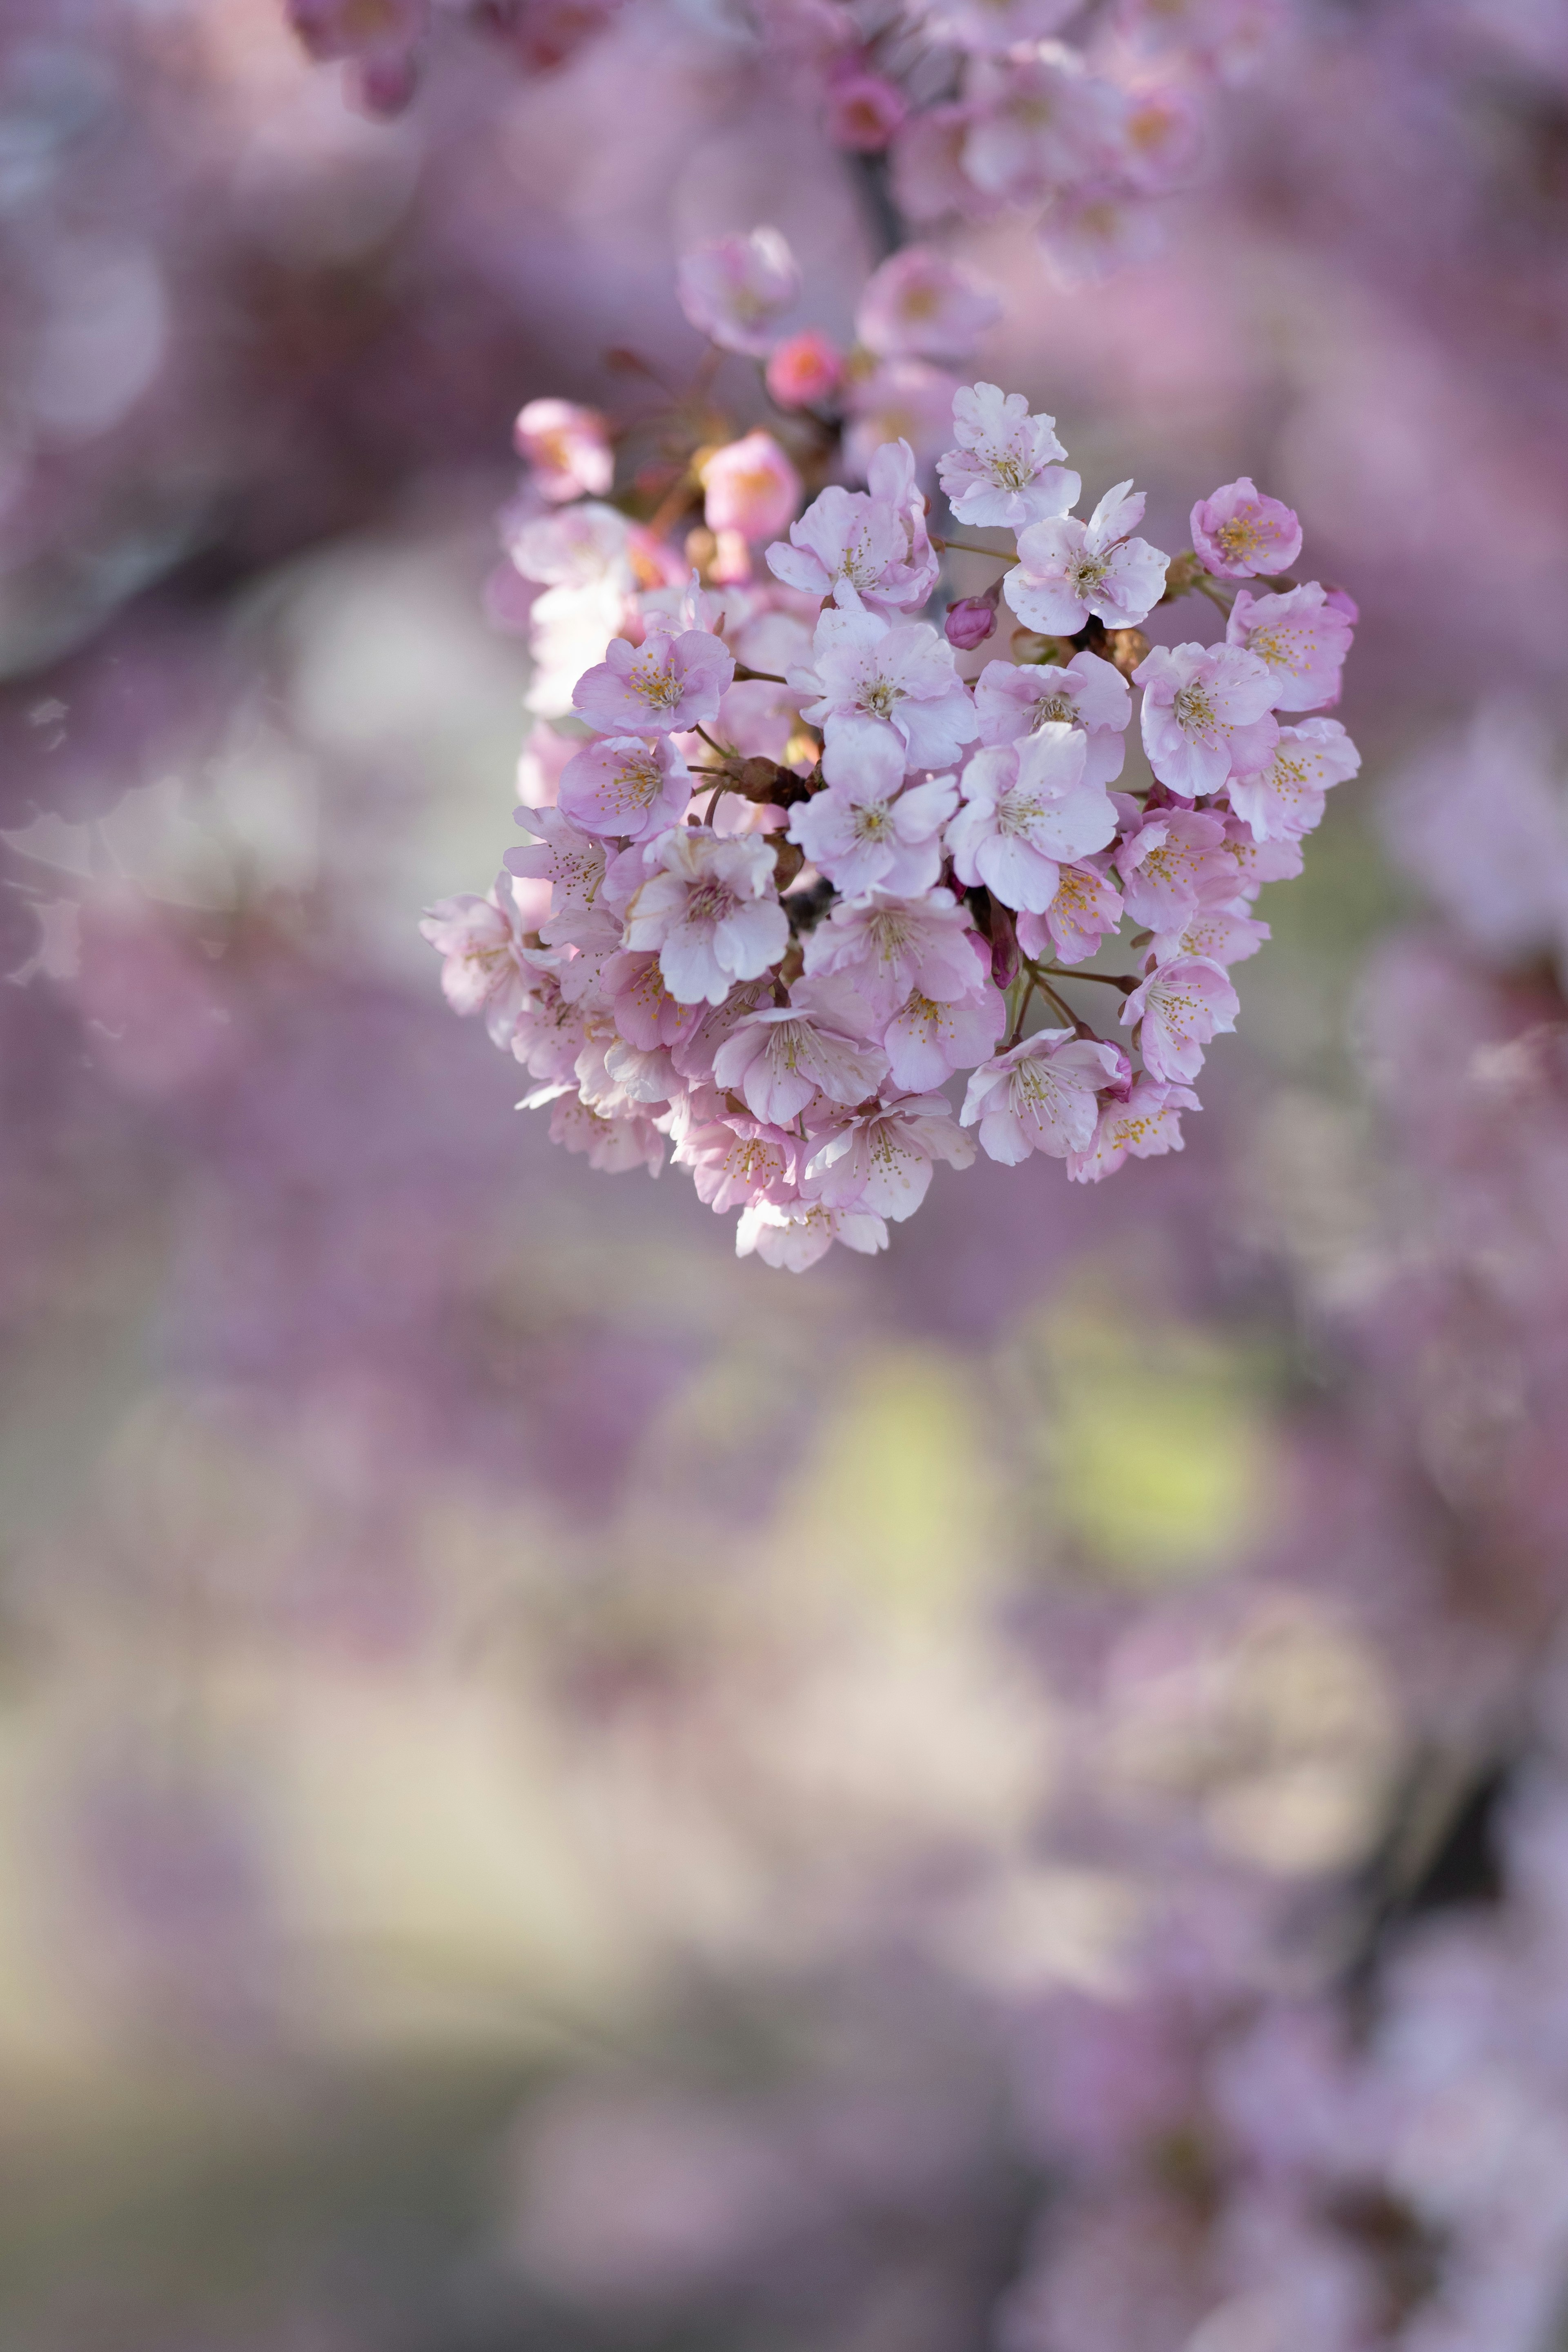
[622,829,788,1005]
[574,628,735,739]
[557,734,693,843]
[1150,890,1270,968]
[947,727,1118,913]
[510,964,591,1085]
[701,432,803,543]
[735,1199,889,1271]
[1190,474,1303,579]
[1228,718,1361,841]
[673,1116,801,1211]
[711,991,890,1124]
[789,737,958,896]
[1015,856,1125,965]
[1005,480,1169,635]
[505,499,632,590]
[1119,82,1205,192]
[939,382,1079,530]
[842,361,962,479]
[1226,582,1353,712]
[1114,807,1232,928]
[973,652,1131,788]
[512,399,614,503]
[825,72,908,152]
[530,1084,666,1176]
[962,49,1127,203]
[804,886,988,1018]
[765,330,845,409]
[419,880,552,1046]
[766,472,934,619]
[668,977,778,1082]
[892,100,1000,226]
[802,1095,975,1219]
[1134,640,1279,797]
[1216,814,1305,897]
[961,1031,1125,1163]
[676,228,800,357]
[1067,1079,1200,1182]
[791,590,978,770]
[855,247,1002,361]
[1121,956,1239,1081]
[1038,183,1166,289]
[604,950,706,1053]
[506,804,608,924]
[882,978,1006,1089]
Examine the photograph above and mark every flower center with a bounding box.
[852,801,893,841]
[632,658,683,711]
[862,675,904,718]
[686,879,736,924]
[1174,683,1216,737]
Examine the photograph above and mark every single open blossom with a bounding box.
[712,991,890,1124]
[962,49,1127,202]
[674,1116,801,1210]
[420,881,551,1045]
[510,965,591,1085]
[1005,481,1169,635]
[513,399,614,503]
[882,977,1006,1088]
[557,734,693,843]
[1190,474,1303,579]
[802,1096,975,1219]
[1151,889,1270,968]
[939,382,1079,530]
[1134,641,1279,796]
[1115,807,1232,928]
[735,1198,889,1271]
[677,228,800,356]
[603,950,706,1053]
[947,726,1117,913]
[506,803,607,924]
[766,448,935,617]
[1038,183,1164,288]
[1016,855,1125,964]
[701,432,803,543]
[961,1031,1125,1163]
[1122,956,1239,1081]
[826,71,908,152]
[1226,582,1353,711]
[623,829,788,1005]
[1120,82,1205,192]
[842,360,962,479]
[1067,1079,1200,1182]
[505,500,631,590]
[528,1082,666,1176]
[804,886,987,1018]
[1218,812,1305,895]
[973,652,1131,787]
[855,246,1001,360]
[766,330,845,409]
[1228,718,1361,840]
[792,588,978,770]
[574,628,735,738]
[789,736,958,895]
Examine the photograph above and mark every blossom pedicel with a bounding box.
[424,235,1354,1267]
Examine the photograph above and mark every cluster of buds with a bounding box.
[425,244,1356,1272]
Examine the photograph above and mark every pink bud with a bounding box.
[824,72,908,154]
[945,592,1000,651]
[987,901,1019,989]
[766,330,845,410]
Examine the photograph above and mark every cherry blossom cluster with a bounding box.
[425,249,1356,1270]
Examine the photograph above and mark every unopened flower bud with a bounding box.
[766,330,844,410]
[945,594,1000,652]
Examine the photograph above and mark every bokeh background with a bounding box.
[7,4,1568,2347]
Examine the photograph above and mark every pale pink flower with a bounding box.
[788,736,958,895]
[766,455,936,617]
[513,399,614,503]
[1150,890,1269,967]
[574,1008,677,1112]
[701,432,803,543]
[1005,481,1169,635]
[973,652,1130,788]
[604,950,706,1052]
[676,228,800,357]
[574,628,735,738]
[921,0,1077,54]
[766,330,845,409]
[842,361,962,478]
[1134,640,1279,796]
[882,977,1006,1088]
[802,1095,975,1219]
[1228,718,1361,841]
[1114,806,1232,928]
[506,804,608,925]
[1118,82,1205,192]
[622,829,788,1005]
[825,71,908,152]
[674,1116,801,1210]
[1218,813,1305,895]
[863,437,942,608]
[1067,1079,1200,1182]
[528,1084,666,1176]
[961,1031,1125,1162]
[892,101,1001,226]
[803,886,987,1017]
[1038,183,1165,287]
[1122,956,1238,1080]
[557,735,693,843]
[510,964,592,1085]
[1190,474,1303,579]
[855,247,1002,361]
[505,499,630,589]
[791,588,978,769]
[962,49,1127,202]
[1015,856,1125,965]
[948,727,1118,913]
[712,989,890,1124]
[669,976,777,1082]
[939,382,1079,530]
[735,1199,888,1271]
[419,880,552,1046]
[1226,583,1354,713]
